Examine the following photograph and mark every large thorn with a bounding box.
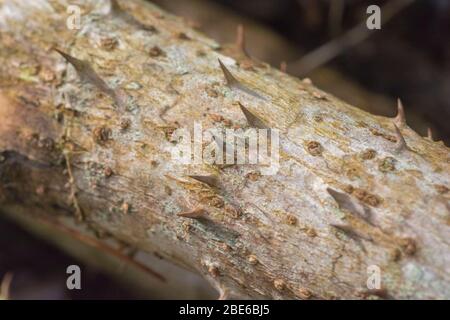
[189,175,219,188]
[177,208,207,219]
[393,124,408,152]
[394,98,406,127]
[55,49,124,108]
[238,102,268,129]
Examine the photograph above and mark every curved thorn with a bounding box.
[177,208,207,219]
[393,124,408,152]
[394,98,406,127]
[189,175,218,188]
[238,102,268,129]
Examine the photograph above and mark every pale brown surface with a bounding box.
[0,0,449,299]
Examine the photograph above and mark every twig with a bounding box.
[36,216,166,282]
[290,0,415,76]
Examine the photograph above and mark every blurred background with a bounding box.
[1,0,449,299]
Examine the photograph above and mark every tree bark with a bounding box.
[0,0,449,299]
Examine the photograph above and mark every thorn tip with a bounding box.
[189,175,218,188]
[393,124,408,152]
[177,208,207,219]
[238,102,268,129]
[394,98,406,127]
[218,58,239,87]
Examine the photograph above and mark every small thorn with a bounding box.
[393,124,408,152]
[326,188,371,223]
[236,24,249,56]
[238,102,268,129]
[177,208,207,219]
[394,98,406,127]
[218,58,239,87]
[427,128,434,141]
[189,175,218,188]
[280,61,287,73]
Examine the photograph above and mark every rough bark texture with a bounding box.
[153,0,434,140]
[0,0,449,299]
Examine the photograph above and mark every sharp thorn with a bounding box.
[55,48,124,108]
[427,127,434,141]
[280,61,287,73]
[218,59,266,100]
[393,124,408,152]
[238,102,268,129]
[177,208,207,219]
[189,175,219,188]
[326,188,372,223]
[394,98,406,127]
[218,58,240,87]
[54,48,87,71]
